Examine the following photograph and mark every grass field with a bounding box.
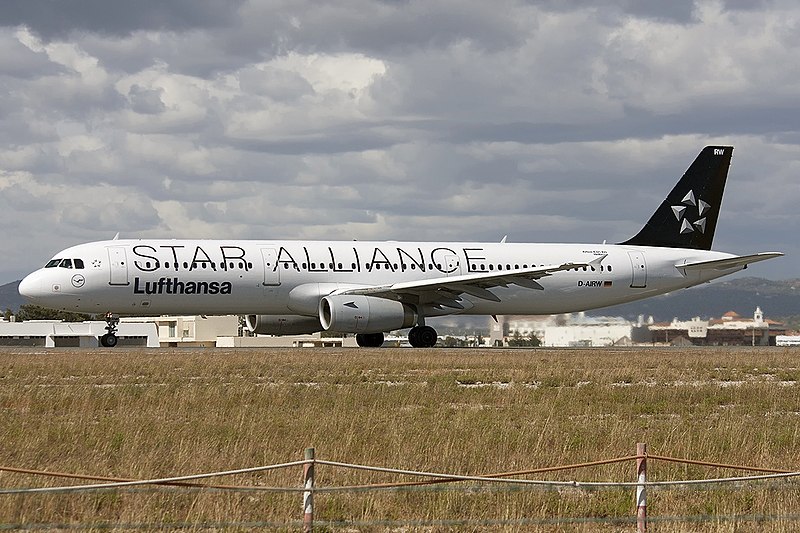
[2,346,800,531]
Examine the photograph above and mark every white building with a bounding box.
[540,313,636,347]
[0,319,159,347]
[496,313,640,347]
[218,332,359,348]
[776,336,800,347]
[648,307,781,346]
[121,315,239,347]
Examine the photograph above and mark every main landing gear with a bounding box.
[100,313,119,348]
[408,325,437,348]
[354,326,438,348]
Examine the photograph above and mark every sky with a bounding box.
[0,0,797,283]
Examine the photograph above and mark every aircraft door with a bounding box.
[107,247,129,286]
[628,251,647,288]
[261,248,281,286]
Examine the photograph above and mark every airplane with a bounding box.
[18,146,782,348]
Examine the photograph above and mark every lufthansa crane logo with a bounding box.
[71,274,86,288]
[672,190,709,235]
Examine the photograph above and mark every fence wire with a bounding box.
[4,453,800,529]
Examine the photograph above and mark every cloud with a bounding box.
[0,0,245,40]
[0,0,798,283]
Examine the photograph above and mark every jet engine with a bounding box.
[245,315,323,336]
[319,294,416,333]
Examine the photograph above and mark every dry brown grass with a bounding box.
[2,346,800,530]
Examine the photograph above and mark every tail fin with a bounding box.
[620,146,732,250]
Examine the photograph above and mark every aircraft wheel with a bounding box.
[100,333,118,348]
[417,325,438,347]
[409,326,437,348]
[356,332,384,347]
[408,327,421,348]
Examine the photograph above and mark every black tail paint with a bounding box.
[621,146,732,251]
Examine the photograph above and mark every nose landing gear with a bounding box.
[100,313,119,348]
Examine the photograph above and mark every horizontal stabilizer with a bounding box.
[679,252,783,271]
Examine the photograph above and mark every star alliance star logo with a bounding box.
[672,190,710,235]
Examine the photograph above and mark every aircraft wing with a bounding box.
[332,255,606,309]
[679,252,783,272]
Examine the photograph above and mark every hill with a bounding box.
[593,277,800,322]
[0,281,23,313]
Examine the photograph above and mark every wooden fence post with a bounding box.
[636,442,647,533]
[303,447,315,533]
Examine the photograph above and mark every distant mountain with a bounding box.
[0,280,23,313]
[592,277,800,322]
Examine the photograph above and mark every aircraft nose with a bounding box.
[18,272,44,302]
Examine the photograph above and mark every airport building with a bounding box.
[493,313,650,347]
[0,306,790,348]
[647,307,786,346]
[121,315,239,347]
[0,318,159,347]
[492,307,787,348]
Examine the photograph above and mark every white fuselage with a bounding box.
[18,239,740,317]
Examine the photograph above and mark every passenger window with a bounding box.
[74,259,85,269]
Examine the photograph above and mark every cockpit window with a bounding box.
[45,258,86,269]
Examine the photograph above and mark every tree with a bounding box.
[16,304,93,322]
[507,330,541,347]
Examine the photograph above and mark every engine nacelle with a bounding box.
[319,295,416,333]
[245,315,323,336]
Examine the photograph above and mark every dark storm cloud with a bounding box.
[442,101,800,146]
[0,0,245,39]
